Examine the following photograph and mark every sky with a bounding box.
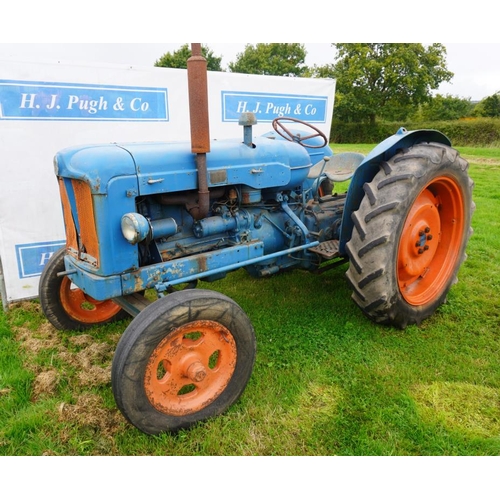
[0,42,498,102]
[1,1,498,102]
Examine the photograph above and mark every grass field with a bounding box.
[1,145,499,456]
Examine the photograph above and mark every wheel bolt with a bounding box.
[425,226,431,233]
[419,230,425,236]
[424,245,429,251]
[418,248,424,254]
[427,234,433,241]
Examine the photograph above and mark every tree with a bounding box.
[304,63,335,79]
[415,94,473,121]
[228,43,307,77]
[329,44,453,124]
[474,92,500,117]
[155,44,223,71]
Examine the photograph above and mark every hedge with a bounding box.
[330,118,500,147]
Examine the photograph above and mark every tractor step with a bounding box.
[309,239,340,259]
[113,292,152,318]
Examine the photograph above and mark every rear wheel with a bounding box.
[346,142,474,328]
[111,289,256,434]
[39,248,127,331]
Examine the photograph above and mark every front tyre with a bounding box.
[39,248,127,331]
[111,289,257,434]
[346,143,474,328]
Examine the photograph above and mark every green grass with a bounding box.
[1,146,499,456]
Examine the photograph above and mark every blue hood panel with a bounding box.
[55,135,323,195]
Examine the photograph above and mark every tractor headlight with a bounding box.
[121,213,151,244]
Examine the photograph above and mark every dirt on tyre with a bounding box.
[345,142,474,329]
[39,247,127,331]
[111,289,257,435]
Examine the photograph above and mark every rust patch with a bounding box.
[197,254,208,273]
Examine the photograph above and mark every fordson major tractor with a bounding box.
[39,44,474,435]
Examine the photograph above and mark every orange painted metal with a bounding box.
[398,175,465,306]
[144,320,237,416]
[58,178,100,265]
[58,178,78,256]
[59,276,122,323]
[71,180,99,264]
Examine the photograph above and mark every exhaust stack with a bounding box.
[187,43,210,220]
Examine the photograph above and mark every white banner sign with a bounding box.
[0,58,335,305]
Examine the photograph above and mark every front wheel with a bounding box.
[111,289,256,434]
[39,248,127,331]
[346,142,474,328]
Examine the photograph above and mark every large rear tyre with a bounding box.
[39,248,127,331]
[345,142,474,328]
[111,289,256,434]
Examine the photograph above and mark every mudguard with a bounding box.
[338,128,451,254]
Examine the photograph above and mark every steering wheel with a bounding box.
[272,117,328,149]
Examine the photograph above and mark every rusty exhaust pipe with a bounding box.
[187,43,210,220]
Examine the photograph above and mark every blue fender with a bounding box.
[338,128,451,254]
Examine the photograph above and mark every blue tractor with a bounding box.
[39,45,474,434]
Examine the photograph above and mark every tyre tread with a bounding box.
[345,143,474,328]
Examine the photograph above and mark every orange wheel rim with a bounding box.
[59,276,122,323]
[398,176,465,306]
[144,320,237,416]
